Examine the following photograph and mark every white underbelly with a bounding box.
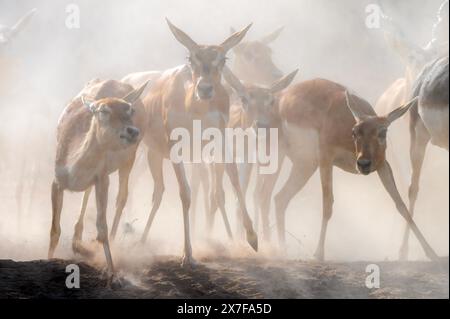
[282,121,319,162]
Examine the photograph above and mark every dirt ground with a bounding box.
[0,256,448,299]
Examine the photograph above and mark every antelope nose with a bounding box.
[127,126,140,138]
[198,83,214,97]
[357,159,372,170]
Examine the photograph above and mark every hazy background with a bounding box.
[0,0,448,263]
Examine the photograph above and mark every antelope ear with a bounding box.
[260,26,284,45]
[9,8,37,38]
[221,23,252,52]
[270,69,298,93]
[123,80,150,104]
[166,18,199,52]
[386,96,418,125]
[81,95,96,113]
[223,66,248,102]
[345,91,367,122]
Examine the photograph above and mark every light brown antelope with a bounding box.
[274,78,439,261]
[49,80,148,279]
[139,20,257,266]
[69,79,149,252]
[192,26,287,237]
[223,66,298,241]
[400,55,449,260]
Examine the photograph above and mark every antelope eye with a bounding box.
[378,129,387,139]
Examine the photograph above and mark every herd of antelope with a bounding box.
[1,3,448,283]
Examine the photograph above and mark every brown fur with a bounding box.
[274,78,438,261]
[139,21,257,267]
[49,80,147,280]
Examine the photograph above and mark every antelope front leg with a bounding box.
[402,119,430,260]
[72,186,93,257]
[172,162,195,267]
[95,175,115,276]
[190,163,209,236]
[226,162,258,251]
[314,160,334,262]
[235,162,253,239]
[110,154,136,240]
[258,153,285,242]
[141,151,164,244]
[214,163,233,239]
[377,161,438,261]
[199,163,211,222]
[48,181,64,259]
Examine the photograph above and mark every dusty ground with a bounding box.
[0,256,448,299]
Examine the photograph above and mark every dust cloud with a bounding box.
[0,0,448,271]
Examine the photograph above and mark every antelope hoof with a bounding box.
[107,274,123,289]
[181,254,197,268]
[246,230,258,252]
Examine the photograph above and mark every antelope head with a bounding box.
[230,26,284,85]
[345,91,417,175]
[81,82,148,150]
[166,19,252,100]
[224,66,298,131]
[0,8,37,48]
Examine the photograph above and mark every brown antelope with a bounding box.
[191,26,287,237]
[139,20,257,266]
[274,79,439,261]
[49,79,148,278]
[400,55,449,260]
[223,66,298,241]
[68,79,149,252]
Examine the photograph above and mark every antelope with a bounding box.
[68,79,149,252]
[274,78,439,261]
[49,79,148,279]
[191,26,287,237]
[139,20,258,266]
[223,66,298,241]
[400,55,449,260]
